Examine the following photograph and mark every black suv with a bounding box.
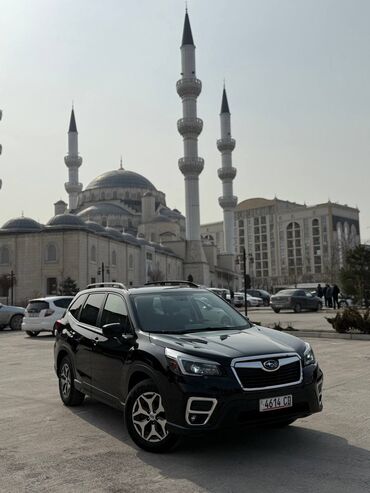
[54,281,323,452]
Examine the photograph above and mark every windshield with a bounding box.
[131,290,250,334]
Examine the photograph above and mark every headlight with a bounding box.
[303,343,316,366]
[165,348,223,376]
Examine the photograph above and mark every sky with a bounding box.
[1,0,369,240]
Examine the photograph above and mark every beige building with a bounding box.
[202,197,360,289]
[0,216,183,305]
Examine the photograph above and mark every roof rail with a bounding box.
[144,280,199,288]
[86,282,127,290]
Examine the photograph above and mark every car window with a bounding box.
[26,301,49,313]
[79,293,105,327]
[276,290,296,296]
[100,294,130,329]
[68,294,88,320]
[54,298,73,309]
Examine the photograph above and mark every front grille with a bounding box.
[233,355,302,390]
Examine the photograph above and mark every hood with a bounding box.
[149,325,305,362]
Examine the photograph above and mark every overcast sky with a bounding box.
[1,0,369,240]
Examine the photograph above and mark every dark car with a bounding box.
[271,289,323,313]
[54,281,323,452]
[247,289,271,306]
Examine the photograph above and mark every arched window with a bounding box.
[46,244,57,262]
[129,254,134,269]
[0,246,10,265]
[102,217,107,227]
[101,192,105,200]
[112,250,117,266]
[91,245,97,262]
[125,191,129,199]
[113,191,117,200]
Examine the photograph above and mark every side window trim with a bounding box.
[99,293,133,331]
[68,294,88,322]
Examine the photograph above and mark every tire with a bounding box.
[10,314,23,330]
[293,304,302,313]
[272,308,280,313]
[125,379,179,453]
[26,330,40,337]
[313,302,322,312]
[263,299,269,307]
[58,356,85,406]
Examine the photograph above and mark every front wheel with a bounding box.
[10,314,23,330]
[26,330,40,337]
[58,356,85,406]
[125,379,179,453]
[293,303,302,313]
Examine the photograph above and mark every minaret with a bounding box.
[217,86,237,253]
[176,10,204,241]
[64,108,83,210]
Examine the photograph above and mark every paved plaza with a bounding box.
[0,330,369,493]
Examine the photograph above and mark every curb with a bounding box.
[279,330,370,341]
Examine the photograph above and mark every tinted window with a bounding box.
[68,294,88,320]
[100,294,129,328]
[26,301,49,313]
[132,290,249,334]
[54,298,73,309]
[79,293,105,327]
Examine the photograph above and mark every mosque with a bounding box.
[0,11,240,304]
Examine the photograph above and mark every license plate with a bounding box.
[259,394,293,412]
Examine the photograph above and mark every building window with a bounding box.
[113,191,117,200]
[91,245,97,262]
[91,277,96,284]
[46,277,58,295]
[0,246,10,265]
[102,217,107,227]
[46,244,57,263]
[112,250,117,266]
[129,254,134,269]
[101,192,105,200]
[286,222,302,280]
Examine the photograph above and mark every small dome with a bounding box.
[85,169,157,191]
[104,227,124,241]
[85,221,106,233]
[1,217,43,231]
[77,203,133,217]
[47,214,87,228]
[143,191,153,198]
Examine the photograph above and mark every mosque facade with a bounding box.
[0,11,240,304]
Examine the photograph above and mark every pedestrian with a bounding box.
[326,284,333,308]
[332,284,340,309]
[229,287,235,306]
[323,284,328,307]
[316,284,323,299]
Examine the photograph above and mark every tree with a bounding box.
[59,277,79,296]
[339,245,370,305]
[0,274,11,297]
[148,268,165,282]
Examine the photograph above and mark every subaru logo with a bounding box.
[262,359,280,371]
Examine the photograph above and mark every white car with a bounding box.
[247,294,263,307]
[22,296,73,337]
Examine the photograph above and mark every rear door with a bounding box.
[67,293,105,390]
[91,293,133,407]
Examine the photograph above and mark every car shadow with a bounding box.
[69,400,370,492]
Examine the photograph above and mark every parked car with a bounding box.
[247,289,271,306]
[0,303,25,330]
[247,293,263,307]
[338,294,354,308]
[54,281,323,453]
[22,296,73,337]
[270,289,322,313]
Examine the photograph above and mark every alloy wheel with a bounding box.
[60,363,72,399]
[132,392,168,443]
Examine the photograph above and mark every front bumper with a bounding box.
[164,364,323,436]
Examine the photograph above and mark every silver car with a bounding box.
[0,303,25,330]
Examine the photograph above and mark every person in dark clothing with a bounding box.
[332,284,340,309]
[229,288,235,305]
[326,284,333,308]
[323,285,328,307]
[316,284,323,299]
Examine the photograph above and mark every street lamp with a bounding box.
[97,262,110,282]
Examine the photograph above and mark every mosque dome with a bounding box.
[104,227,125,241]
[47,214,87,228]
[77,203,133,217]
[1,217,43,231]
[85,169,157,191]
[85,221,107,233]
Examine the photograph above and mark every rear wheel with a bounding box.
[26,330,40,337]
[293,303,302,313]
[10,314,23,330]
[263,299,269,307]
[125,379,179,453]
[58,356,85,406]
[272,308,280,313]
[314,302,322,312]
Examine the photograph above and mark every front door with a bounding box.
[91,293,133,407]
